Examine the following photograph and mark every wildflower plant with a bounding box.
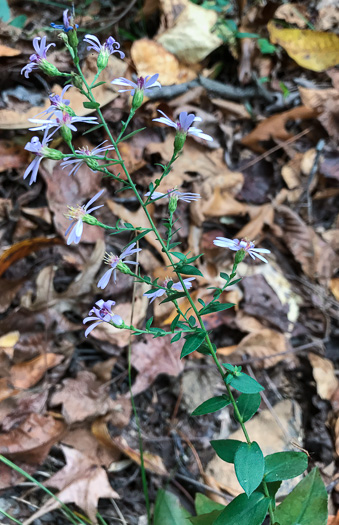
[18,11,328,525]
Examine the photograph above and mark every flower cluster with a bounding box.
[20,15,271,346]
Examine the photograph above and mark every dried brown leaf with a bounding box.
[10,353,64,389]
[131,38,197,85]
[131,337,184,395]
[23,445,119,525]
[309,353,339,400]
[0,413,65,464]
[275,205,338,285]
[50,371,131,425]
[232,329,289,369]
[241,106,317,153]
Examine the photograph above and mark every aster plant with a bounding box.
[17,12,328,525]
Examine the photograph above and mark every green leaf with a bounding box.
[210,439,243,463]
[257,38,277,55]
[234,442,264,496]
[195,342,212,356]
[171,252,186,261]
[194,493,224,515]
[220,272,230,281]
[119,127,146,142]
[83,101,100,109]
[274,468,327,525]
[257,480,282,502]
[91,81,106,89]
[228,372,264,394]
[189,510,222,524]
[214,492,270,525]
[171,332,182,343]
[236,31,260,38]
[180,332,206,358]
[188,316,196,326]
[83,123,104,135]
[176,264,203,277]
[170,314,180,332]
[9,14,27,27]
[199,301,235,315]
[0,0,10,21]
[154,490,192,525]
[235,393,261,423]
[264,451,308,483]
[125,229,151,245]
[146,316,153,330]
[192,395,231,416]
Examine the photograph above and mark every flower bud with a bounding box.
[71,73,83,91]
[42,147,64,160]
[82,214,100,226]
[97,53,109,72]
[67,29,79,51]
[60,124,73,145]
[85,158,99,171]
[132,89,144,111]
[234,248,246,265]
[168,194,178,213]
[174,131,186,154]
[39,59,63,77]
[116,261,135,276]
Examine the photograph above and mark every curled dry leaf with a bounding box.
[22,445,119,525]
[268,20,339,72]
[10,353,64,389]
[93,422,168,476]
[156,0,222,65]
[0,44,21,57]
[308,353,339,401]
[330,278,339,301]
[0,389,49,432]
[275,205,337,285]
[50,370,131,426]
[131,38,197,85]
[274,3,309,28]
[299,86,339,140]
[62,426,121,468]
[0,377,20,403]
[0,413,65,472]
[241,106,317,153]
[131,336,184,395]
[232,328,290,369]
[0,237,63,278]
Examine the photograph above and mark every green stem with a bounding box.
[76,62,275,523]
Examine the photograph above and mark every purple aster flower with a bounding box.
[34,85,73,118]
[23,130,51,185]
[21,36,56,78]
[51,9,78,32]
[111,74,161,96]
[144,277,195,304]
[153,110,213,142]
[61,141,115,176]
[144,188,201,204]
[83,299,123,337]
[65,189,104,245]
[213,237,270,263]
[84,34,125,60]
[28,110,98,137]
[98,242,142,289]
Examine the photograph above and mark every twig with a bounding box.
[239,128,312,171]
[147,76,278,103]
[305,139,325,224]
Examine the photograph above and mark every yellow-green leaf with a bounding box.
[268,20,339,72]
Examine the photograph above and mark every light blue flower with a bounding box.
[98,242,141,289]
[84,34,125,59]
[65,189,104,245]
[21,37,56,78]
[213,237,270,263]
[83,299,123,337]
[153,110,213,142]
[111,74,161,95]
[144,277,195,303]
